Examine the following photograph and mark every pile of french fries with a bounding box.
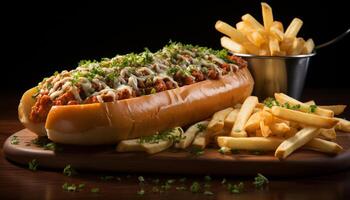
[215,2,315,56]
[116,93,349,159]
[216,93,349,159]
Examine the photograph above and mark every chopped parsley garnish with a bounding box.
[218,147,231,154]
[263,97,280,108]
[91,188,100,193]
[215,49,229,60]
[309,105,317,113]
[227,182,244,194]
[28,159,38,171]
[10,135,19,145]
[62,182,77,192]
[189,146,205,156]
[63,164,77,176]
[150,88,157,94]
[196,124,207,132]
[139,128,184,144]
[166,66,180,76]
[190,181,201,193]
[62,182,85,192]
[253,173,269,189]
[43,142,58,151]
[201,67,208,74]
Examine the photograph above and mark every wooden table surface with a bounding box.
[1,89,350,200]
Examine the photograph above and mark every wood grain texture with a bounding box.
[1,89,350,200]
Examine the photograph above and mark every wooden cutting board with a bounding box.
[4,129,350,176]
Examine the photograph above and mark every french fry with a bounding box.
[116,139,144,152]
[284,18,303,38]
[208,107,234,132]
[268,36,280,56]
[261,2,274,31]
[236,21,254,35]
[217,136,283,151]
[270,122,290,137]
[335,118,350,132]
[248,31,266,47]
[215,20,246,43]
[271,106,339,128]
[192,130,211,149]
[305,138,343,154]
[220,36,247,53]
[231,96,259,137]
[142,128,183,154]
[274,93,334,117]
[271,21,284,32]
[224,109,240,128]
[260,120,272,137]
[319,128,336,140]
[245,111,262,133]
[304,100,316,105]
[284,126,298,138]
[302,38,315,54]
[288,37,305,55]
[270,26,284,41]
[275,127,320,159]
[280,37,294,52]
[242,14,264,30]
[175,121,209,149]
[320,105,347,115]
[217,136,342,154]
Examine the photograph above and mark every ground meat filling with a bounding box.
[29,42,247,123]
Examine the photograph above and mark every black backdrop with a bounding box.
[2,0,350,94]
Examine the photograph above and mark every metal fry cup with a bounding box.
[233,52,316,100]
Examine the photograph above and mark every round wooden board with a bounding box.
[3,129,350,176]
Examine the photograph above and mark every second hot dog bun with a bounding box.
[18,88,46,136]
[45,67,253,145]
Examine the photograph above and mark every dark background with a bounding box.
[2,0,349,94]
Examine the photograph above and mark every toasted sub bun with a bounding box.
[18,88,46,136]
[19,67,253,145]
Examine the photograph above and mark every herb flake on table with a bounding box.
[190,181,201,193]
[227,182,244,194]
[253,173,269,188]
[63,164,77,176]
[189,147,204,156]
[28,159,38,171]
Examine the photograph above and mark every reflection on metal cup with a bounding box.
[233,52,316,100]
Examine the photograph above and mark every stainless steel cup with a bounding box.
[233,53,316,100]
